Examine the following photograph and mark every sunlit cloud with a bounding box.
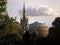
[19,5,58,16]
[43,7,58,16]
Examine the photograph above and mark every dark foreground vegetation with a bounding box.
[0,14,60,45]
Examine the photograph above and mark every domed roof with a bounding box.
[29,22,48,29]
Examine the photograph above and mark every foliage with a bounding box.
[0,0,22,43]
[0,15,22,41]
[49,17,60,40]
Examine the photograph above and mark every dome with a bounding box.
[29,22,49,37]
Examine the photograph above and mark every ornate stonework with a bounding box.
[20,3,28,33]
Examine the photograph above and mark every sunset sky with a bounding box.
[7,0,60,27]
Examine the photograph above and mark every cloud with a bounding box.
[19,6,58,16]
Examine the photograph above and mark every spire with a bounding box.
[23,1,26,19]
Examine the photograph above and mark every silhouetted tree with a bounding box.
[48,17,60,43]
[23,31,31,40]
[22,31,31,45]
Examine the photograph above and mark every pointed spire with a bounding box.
[23,1,26,19]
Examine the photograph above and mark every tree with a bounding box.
[49,17,60,41]
[0,0,21,40]
[52,17,60,27]
[23,31,31,40]
[0,0,7,15]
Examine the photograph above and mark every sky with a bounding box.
[7,0,60,27]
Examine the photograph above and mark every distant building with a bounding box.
[29,22,49,37]
[20,3,28,34]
